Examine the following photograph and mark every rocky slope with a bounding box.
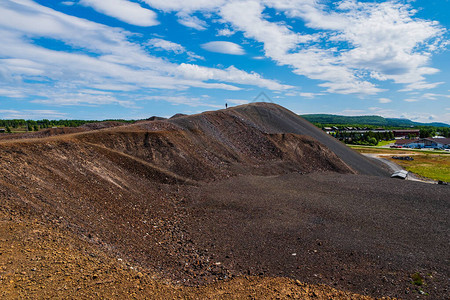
[0,103,446,299]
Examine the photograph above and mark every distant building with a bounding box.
[323,127,334,134]
[340,129,389,134]
[392,130,419,139]
[0,128,5,133]
[395,138,450,149]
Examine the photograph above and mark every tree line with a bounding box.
[333,130,395,146]
[318,123,450,146]
[0,119,134,133]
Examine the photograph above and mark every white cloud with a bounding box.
[147,38,186,54]
[299,92,323,98]
[89,84,137,91]
[217,0,445,95]
[0,87,26,98]
[219,1,381,95]
[404,99,418,102]
[217,28,234,37]
[80,0,159,26]
[360,107,449,124]
[176,12,207,30]
[398,112,440,123]
[0,0,289,110]
[146,38,204,60]
[0,109,68,119]
[399,81,444,92]
[31,93,137,108]
[144,95,222,108]
[175,64,291,90]
[421,93,450,100]
[379,98,392,104]
[201,41,245,55]
[140,0,224,12]
[79,89,113,95]
[0,0,446,112]
[283,91,325,98]
[185,52,205,61]
[70,0,445,96]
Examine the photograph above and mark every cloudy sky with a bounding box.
[1,0,449,123]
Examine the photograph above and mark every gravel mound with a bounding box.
[0,103,446,299]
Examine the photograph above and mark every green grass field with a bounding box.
[351,146,450,182]
[376,140,395,146]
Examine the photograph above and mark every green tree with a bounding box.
[419,128,435,138]
[5,126,11,133]
[368,137,378,146]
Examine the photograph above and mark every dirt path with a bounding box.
[364,154,404,172]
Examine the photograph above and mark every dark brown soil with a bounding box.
[184,173,449,299]
[0,103,446,299]
[1,209,377,299]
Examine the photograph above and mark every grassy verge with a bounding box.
[377,140,395,147]
[390,154,450,182]
[349,145,449,155]
[351,146,450,182]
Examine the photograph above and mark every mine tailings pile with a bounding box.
[0,103,448,299]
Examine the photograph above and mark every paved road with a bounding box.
[363,153,403,172]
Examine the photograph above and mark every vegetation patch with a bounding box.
[377,140,396,147]
[393,154,450,182]
[352,147,450,182]
[411,273,424,286]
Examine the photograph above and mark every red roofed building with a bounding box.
[392,130,419,139]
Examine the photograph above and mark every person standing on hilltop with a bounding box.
[225,103,228,109]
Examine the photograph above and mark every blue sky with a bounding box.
[0,0,449,123]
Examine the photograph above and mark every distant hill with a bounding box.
[301,114,450,128]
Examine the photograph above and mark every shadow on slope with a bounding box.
[77,107,352,181]
[223,103,389,177]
